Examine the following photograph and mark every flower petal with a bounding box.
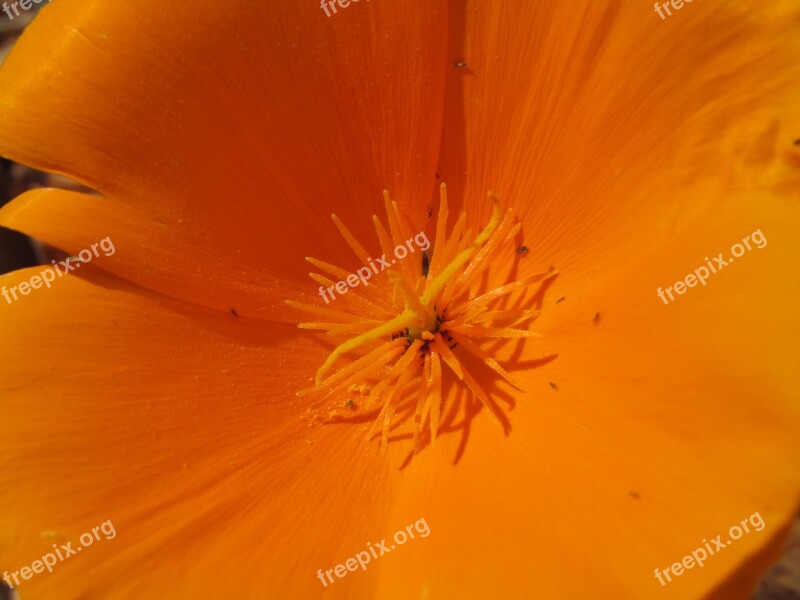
[486,192,799,597]
[366,193,800,598]
[0,0,448,316]
[0,269,405,597]
[438,0,800,279]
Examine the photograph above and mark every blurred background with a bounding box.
[0,7,798,600]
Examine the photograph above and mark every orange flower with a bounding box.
[0,1,799,598]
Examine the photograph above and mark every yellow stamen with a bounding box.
[420,197,502,307]
[314,309,418,385]
[288,184,555,450]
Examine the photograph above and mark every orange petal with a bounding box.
[0,0,448,318]
[438,1,800,283]
[0,269,414,598]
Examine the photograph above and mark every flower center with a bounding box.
[287,184,557,451]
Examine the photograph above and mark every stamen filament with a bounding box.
[315,309,418,385]
[290,183,555,450]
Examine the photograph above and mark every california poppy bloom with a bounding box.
[0,1,799,598]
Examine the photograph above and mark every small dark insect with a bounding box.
[516,245,528,255]
[454,61,468,68]
[556,297,565,304]
[345,399,355,409]
[549,382,558,391]
[230,309,239,318]
[421,251,431,277]
[629,491,641,500]
[435,171,440,180]
[593,312,601,324]
[426,203,433,218]
[393,328,412,341]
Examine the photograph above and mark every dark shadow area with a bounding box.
[0,158,38,274]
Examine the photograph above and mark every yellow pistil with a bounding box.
[288,184,558,451]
